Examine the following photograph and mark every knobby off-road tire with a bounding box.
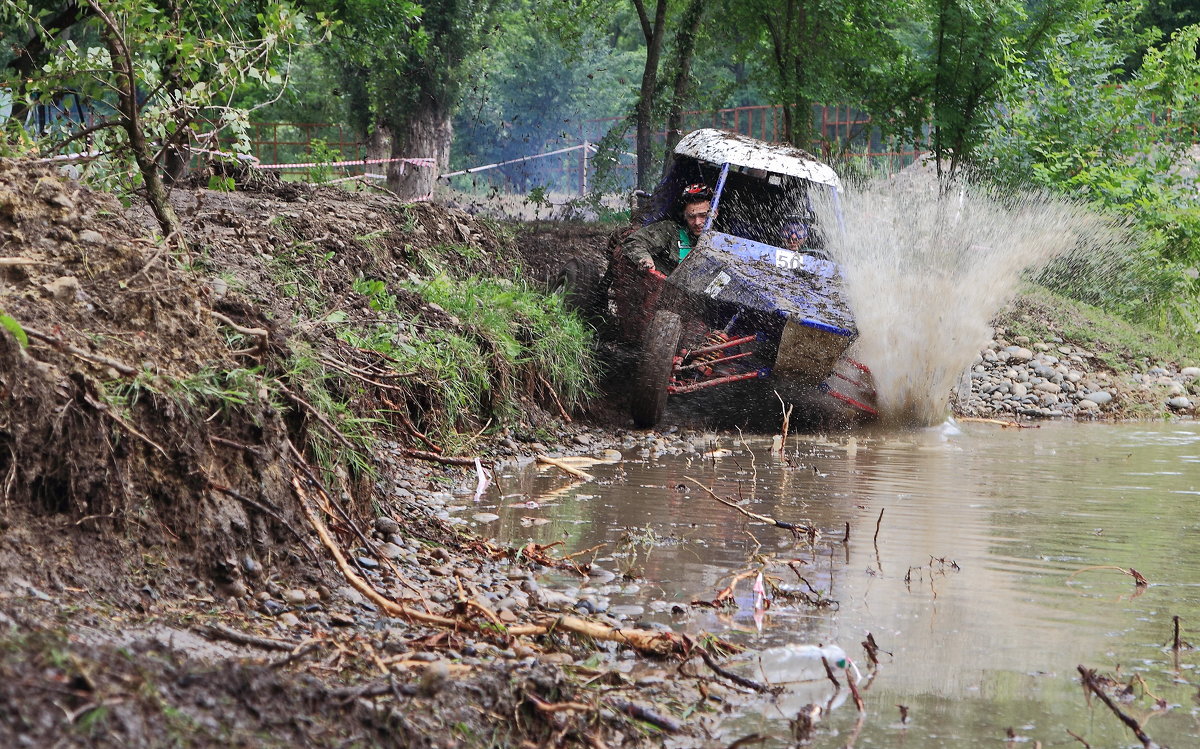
[630,310,682,428]
[552,257,603,319]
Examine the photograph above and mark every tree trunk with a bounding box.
[661,0,707,178]
[366,122,392,167]
[90,1,183,242]
[387,105,450,200]
[633,0,668,192]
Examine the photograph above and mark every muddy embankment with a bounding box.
[0,162,730,747]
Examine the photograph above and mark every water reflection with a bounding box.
[475,422,1200,747]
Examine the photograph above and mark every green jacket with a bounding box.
[622,219,694,274]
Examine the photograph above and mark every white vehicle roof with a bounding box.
[674,128,842,189]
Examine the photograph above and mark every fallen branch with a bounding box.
[197,623,301,652]
[846,664,865,711]
[692,569,758,608]
[528,694,593,713]
[211,312,269,345]
[537,454,595,482]
[1077,665,1155,748]
[957,417,1039,429]
[695,646,769,693]
[684,477,813,536]
[0,257,46,266]
[294,469,706,657]
[403,449,481,466]
[605,698,682,733]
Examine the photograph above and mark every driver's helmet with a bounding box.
[680,183,713,204]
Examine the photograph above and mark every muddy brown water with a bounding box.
[464,421,1200,747]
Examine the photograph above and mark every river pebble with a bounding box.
[952,328,1200,420]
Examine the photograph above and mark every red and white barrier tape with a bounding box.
[440,143,589,178]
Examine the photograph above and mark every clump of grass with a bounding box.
[1000,285,1195,372]
[283,344,381,479]
[405,273,597,408]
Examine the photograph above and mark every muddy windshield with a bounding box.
[711,169,829,251]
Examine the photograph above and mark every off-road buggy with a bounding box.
[563,128,877,428]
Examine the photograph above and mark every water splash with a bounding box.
[822,178,1125,427]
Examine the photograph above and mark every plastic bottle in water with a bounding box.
[754,643,854,685]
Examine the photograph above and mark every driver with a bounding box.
[623,183,714,274]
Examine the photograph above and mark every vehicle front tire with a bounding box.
[630,310,682,428]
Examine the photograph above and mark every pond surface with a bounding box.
[472,421,1200,747]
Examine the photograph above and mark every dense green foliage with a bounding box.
[978,4,1200,334]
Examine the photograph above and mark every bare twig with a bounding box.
[537,373,572,422]
[1077,665,1155,748]
[605,698,681,733]
[695,647,769,693]
[211,311,268,346]
[957,417,1040,429]
[1067,565,1149,587]
[684,476,812,535]
[0,257,47,266]
[80,392,168,458]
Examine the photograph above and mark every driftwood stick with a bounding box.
[537,454,595,481]
[957,417,1040,428]
[0,257,46,266]
[604,698,682,733]
[1067,565,1149,587]
[1077,665,1155,748]
[684,476,812,534]
[293,468,700,657]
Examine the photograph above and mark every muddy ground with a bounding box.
[0,160,1191,748]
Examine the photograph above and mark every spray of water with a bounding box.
[821,178,1127,427]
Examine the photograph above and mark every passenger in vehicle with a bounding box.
[779,215,830,260]
[623,183,714,274]
[779,216,812,252]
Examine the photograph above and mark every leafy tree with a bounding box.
[452,0,642,191]
[910,0,1085,185]
[317,0,495,199]
[722,0,922,152]
[2,0,318,240]
[979,5,1200,328]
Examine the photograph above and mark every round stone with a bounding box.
[1082,391,1113,406]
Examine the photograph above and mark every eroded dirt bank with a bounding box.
[0,162,727,747]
